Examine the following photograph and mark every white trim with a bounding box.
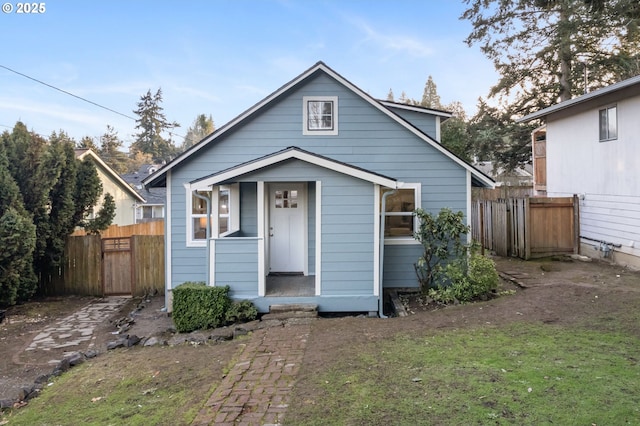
[518,74,640,122]
[257,181,266,297]
[143,62,494,190]
[466,170,472,244]
[379,100,453,119]
[210,186,220,239]
[435,116,441,142]
[303,96,338,136]
[165,171,172,308]
[76,149,146,202]
[382,182,421,244]
[373,184,380,297]
[303,183,309,276]
[185,183,207,248]
[315,181,322,296]
[209,240,216,286]
[191,148,398,190]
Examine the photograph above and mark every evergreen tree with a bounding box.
[83,193,116,235]
[386,88,395,101]
[462,0,640,112]
[78,136,98,150]
[440,101,471,162]
[131,88,180,163]
[98,125,129,173]
[421,76,442,109]
[0,133,37,306]
[182,114,215,150]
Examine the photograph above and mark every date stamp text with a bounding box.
[2,3,46,14]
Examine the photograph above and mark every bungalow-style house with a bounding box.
[122,164,166,223]
[143,62,494,315]
[518,75,640,269]
[75,148,146,226]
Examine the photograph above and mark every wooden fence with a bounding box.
[71,220,164,237]
[43,234,164,297]
[471,196,579,259]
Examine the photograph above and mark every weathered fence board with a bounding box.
[42,234,163,297]
[71,220,164,238]
[472,196,579,260]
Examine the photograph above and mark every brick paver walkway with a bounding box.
[192,323,311,426]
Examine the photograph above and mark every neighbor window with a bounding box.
[303,96,338,135]
[599,105,617,141]
[380,184,421,240]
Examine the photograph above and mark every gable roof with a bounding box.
[190,146,398,190]
[75,148,146,203]
[378,100,453,120]
[143,61,494,189]
[518,74,640,123]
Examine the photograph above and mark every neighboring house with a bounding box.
[122,164,166,223]
[473,161,533,188]
[143,62,494,315]
[518,75,640,269]
[75,149,146,226]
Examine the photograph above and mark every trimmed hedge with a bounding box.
[172,282,231,333]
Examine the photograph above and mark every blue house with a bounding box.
[143,62,493,315]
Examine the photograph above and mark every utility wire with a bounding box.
[0,64,138,121]
[0,64,194,142]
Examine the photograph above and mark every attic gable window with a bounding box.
[303,96,338,135]
[599,105,617,141]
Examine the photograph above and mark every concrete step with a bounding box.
[262,303,318,320]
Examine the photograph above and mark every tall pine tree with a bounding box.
[131,89,180,163]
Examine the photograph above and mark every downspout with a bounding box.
[379,188,398,319]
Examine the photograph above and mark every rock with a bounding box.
[143,336,163,347]
[233,327,249,338]
[34,374,50,384]
[0,399,14,409]
[56,357,71,373]
[64,351,84,366]
[106,338,127,350]
[84,349,99,359]
[210,328,234,340]
[17,385,35,401]
[126,335,141,347]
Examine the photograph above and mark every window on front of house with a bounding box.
[188,185,238,245]
[380,184,420,240]
[599,105,617,141]
[191,190,210,241]
[303,96,338,135]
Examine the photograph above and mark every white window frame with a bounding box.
[186,183,239,247]
[382,183,421,245]
[303,96,338,135]
[599,105,617,142]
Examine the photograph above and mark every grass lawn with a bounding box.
[285,322,640,425]
[0,342,240,426]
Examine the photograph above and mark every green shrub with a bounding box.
[172,282,231,333]
[430,251,499,304]
[225,300,258,324]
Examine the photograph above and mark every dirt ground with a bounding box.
[1,255,639,409]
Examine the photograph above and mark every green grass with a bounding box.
[1,343,239,426]
[286,323,640,425]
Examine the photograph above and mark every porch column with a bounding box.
[257,181,266,296]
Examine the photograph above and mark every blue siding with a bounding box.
[383,244,422,289]
[213,238,260,297]
[167,71,469,304]
[240,182,257,236]
[385,107,439,140]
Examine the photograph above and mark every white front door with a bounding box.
[269,183,306,273]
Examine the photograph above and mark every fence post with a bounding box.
[479,201,485,255]
[573,194,580,254]
[524,197,531,260]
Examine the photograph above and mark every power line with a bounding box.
[0,64,193,142]
[0,64,138,121]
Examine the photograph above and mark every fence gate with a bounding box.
[102,237,133,295]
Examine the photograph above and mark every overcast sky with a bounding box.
[0,0,498,149]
